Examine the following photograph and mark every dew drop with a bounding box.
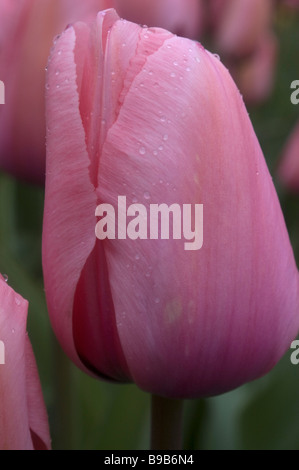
[155,298,160,304]
[163,134,169,142]
[160,116,166,123]
[12,328,15,334]
[195,56,200,63]
[135,254,140,261]
[214,53,221,61]
[158,145,164,151]
[15,297,21,306]
[173,61,179,66]
[132,197,138,204]
[186,67,191,72]
[57,50,62,56]
[139,146,146,155]
[45,84,50,90]
[55,70,59,76]
[153,150,158,156]
[144,191,151,200]
[170,72,176,78]
[3,274,8,283]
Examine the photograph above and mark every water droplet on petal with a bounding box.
[158,145,164,151]
[2,274,8,283]
[144,191,151,200]
[15,297,21,306]
[214,53,221,61]
[173,61,179,66]
[135,254,140,261]
[163,134,169,142]
[155,298,160,304]
[12,328,15,334]
[170,72,176,78]
[139,147,146,155]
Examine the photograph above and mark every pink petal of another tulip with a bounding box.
[0,0,114,184]
[279,121,299,193]
[44,9,299,398]
[214,0,274,59]
[0,276,51,450]
[114,0,204,39]
[232,32,278,105]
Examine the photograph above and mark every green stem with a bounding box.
[151,395,184,450]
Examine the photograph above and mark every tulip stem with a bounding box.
[150,395,184,450]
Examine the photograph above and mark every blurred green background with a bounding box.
[0,8,298,450]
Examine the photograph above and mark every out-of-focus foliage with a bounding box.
[0,7,298,450]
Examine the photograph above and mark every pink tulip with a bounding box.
[0,0,114,184]
[114,0,204,39]
[214,0,274,59]
[232,32,278,105]
[279,122,299,193]
[43,9,299,398]
[0,275,51,450]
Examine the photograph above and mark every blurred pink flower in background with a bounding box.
[279,121,299,193]
[231,32,278,105]
[213,0,274,59]
[0,275,51,450]
[114,0,204,39]
[43,10,299,399]
[0,0,114,184]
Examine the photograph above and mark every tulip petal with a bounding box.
[0,277,50,450]
[43,25,98,375]
[96,35,299,397]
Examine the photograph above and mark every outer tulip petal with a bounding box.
[96,36,299,397]
[279,121,299,193]
[43,25,98,376]
[0,277,50,450]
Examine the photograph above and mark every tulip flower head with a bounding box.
[43,9,299,399]
[0,275,51,450]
